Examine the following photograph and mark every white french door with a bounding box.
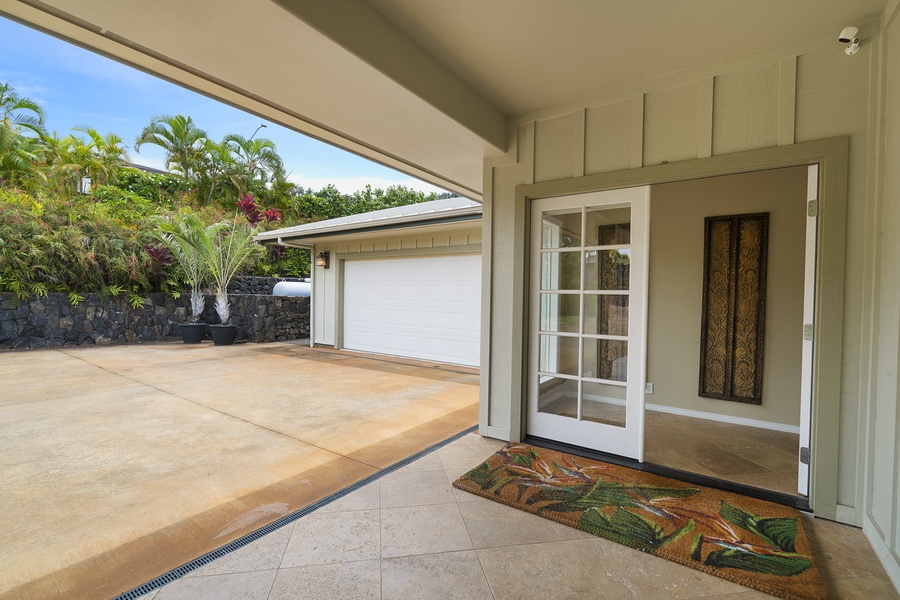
[527,186,650,460]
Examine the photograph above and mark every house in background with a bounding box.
[4,0,898,589]
[256,198,483,367]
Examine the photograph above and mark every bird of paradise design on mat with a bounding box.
[458,445,813,578]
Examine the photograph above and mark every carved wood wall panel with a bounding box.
[699,213,769,404]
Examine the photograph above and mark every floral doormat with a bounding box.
[452,444,826,600]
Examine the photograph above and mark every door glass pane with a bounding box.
[585,249,630,291]
[582,381,626,427]
[540,334,579,375]
[541,250,581,290]
[540,293,580,332]
[583,338,628,381]
[586,207,631,246]
[585,294,629,336]
[542,210,582,248]
[538,376,577,417]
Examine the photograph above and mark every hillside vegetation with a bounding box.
[0,82,453,304]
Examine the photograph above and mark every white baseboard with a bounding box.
[645,403,801,434]
[536,389,801,433]
[863,515,900,593]
[573,391,801,433]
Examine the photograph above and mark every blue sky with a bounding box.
[0,17,447,195]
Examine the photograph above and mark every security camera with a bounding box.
[839,26,860,55]
[838,26,858,44]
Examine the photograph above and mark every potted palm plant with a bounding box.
[189,216,261,345]
[151,213,221,343]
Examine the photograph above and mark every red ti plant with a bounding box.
[237,193,263,224]
[262,207,281,223]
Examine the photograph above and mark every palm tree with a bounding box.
[46,133,102,197]
[0,82,48,186]
[195,138,239,204]
[134,114,208,182]
[0,133,48,189]
[222,133,283,195]
[0,82,46,145]
[185,217,261,325]
[151,213,223,322]
[73,126,129,186]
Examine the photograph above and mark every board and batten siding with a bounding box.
[481,20,881,527]
[312,227,482,347]
[868,0,900,585]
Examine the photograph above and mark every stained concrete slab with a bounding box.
[0,342,479,600]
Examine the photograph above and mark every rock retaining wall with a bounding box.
[227,276,308,296]
[0,291,309,349]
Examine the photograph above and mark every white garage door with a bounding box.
[343,254,481,366]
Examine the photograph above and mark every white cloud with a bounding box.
[287,175,450,196]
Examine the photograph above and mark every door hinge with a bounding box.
[807,199,819,217]
[800,447,811,465]
[803,324,814,341]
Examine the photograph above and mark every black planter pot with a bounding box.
[210,324,237,346]
[179,322,206,344]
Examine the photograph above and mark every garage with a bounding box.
[256,198,483,368]
[343,254,481,366]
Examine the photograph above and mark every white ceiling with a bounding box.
[0,0,888,198]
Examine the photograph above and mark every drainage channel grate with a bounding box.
[114,424,479,600]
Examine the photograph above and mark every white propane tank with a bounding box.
[272,281,311,297]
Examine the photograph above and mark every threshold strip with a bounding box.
[114,424,478,600]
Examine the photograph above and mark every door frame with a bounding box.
[507,137,848,520]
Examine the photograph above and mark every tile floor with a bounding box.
[644,411,800,497]
[137,433,898,600]
[540,398,801,497]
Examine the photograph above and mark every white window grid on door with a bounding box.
[537,205,631,424]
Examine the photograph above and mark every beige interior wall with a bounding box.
[647,167,808,427]
[312,225,482,346]
[482,21,879,524]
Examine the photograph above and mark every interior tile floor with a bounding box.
[541,397,801,497]
[643,411,801,497]
[137,433,898,600]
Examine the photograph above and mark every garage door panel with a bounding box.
[343,254,480,366]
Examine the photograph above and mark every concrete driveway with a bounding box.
[0,342,479,600]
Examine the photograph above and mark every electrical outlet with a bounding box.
[645,382,654,394]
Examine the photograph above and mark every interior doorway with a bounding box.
[642,165,814,500]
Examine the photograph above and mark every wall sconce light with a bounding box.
[315,251,330,269]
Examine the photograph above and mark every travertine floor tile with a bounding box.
[267,560,381,600]
[380,468,455,508]
[393,450,444,473]
[316,479,381,513]
[445,468,491,503]
[280,509,380,567]
[381,550,493,600]
[829,574,900,599]
[185,527,291,577]
[153,570,276,600]
[438,441,499,470]
[477,541,603,600]
[458,498,560,548]
[566,537,748,599]
[381,503,473,558]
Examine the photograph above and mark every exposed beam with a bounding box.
[273,0,508,151]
